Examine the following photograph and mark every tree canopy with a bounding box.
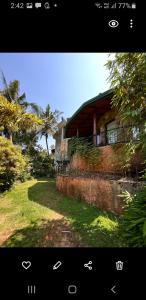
[105,53,146,125]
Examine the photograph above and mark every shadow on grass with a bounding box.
[2,178,123,247]
[2,218,83,247]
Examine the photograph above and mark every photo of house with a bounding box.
[0,53,146,248]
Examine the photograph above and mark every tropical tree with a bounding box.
[40,104,62,154]
[0,71,41,114]
[105,53,146,165]
[0,95,43,142]
[0,136,26,191]
[0,72,43,145]
[105,53,146,125]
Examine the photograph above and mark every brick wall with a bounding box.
[56,175,143,214]
[70,145,143,174]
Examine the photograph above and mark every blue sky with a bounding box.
[0,53,111,149]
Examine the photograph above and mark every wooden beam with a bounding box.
[93,113,97,145]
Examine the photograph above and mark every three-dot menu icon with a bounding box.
[130,19,133,28]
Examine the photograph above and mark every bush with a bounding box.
[18,155,33,182]
[69,137,100,166]
[0,136,26,191]
[28,147,54,177]
[120,188,146,247]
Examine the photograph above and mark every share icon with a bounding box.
[84,261,93,270]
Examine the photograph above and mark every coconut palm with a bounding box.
[0,95,43,143]
[0,71,42,141]
[40,104,62,154]
[0,71,41,114]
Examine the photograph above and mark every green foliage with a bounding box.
[40,104,62,153]
[120,187,146,247]
[0,95,43,142]
[106,53,146,174]
[105,53,146,125]
[0,74,61,188]
[111,142,137,171]
[0,74,41,113]
[28,147,54,177]
[119,190,133,208]
[18,155,33,182]
[69,137,100,166]
[0,136,26,191]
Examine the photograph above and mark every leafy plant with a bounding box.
[0,136,26,191]
[69,137,100,166]
[0,95,43,143]
[28,147,54,177]
[120,187,146,247]
[105,53,146,175]
[105,53,146,125]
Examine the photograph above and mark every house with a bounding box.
[63,89,142,174]
[55,89,144,214]
[65,89,140,146]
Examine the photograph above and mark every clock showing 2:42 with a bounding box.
[10,3,24,9]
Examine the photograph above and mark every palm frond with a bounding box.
[17,93,26,104]
[8,80,19,101]
[0,70,13,102]
[29,103,43,116]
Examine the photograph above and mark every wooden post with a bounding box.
[76,128,79,137]
[93,113,97,145]
[61,127,64,140]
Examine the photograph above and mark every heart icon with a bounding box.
[22,261,31,270]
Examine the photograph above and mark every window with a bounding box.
[106,120,118,144]
[132,126,140,140]
[96,134,101,145]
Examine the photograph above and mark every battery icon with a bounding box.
[131,3,136,9]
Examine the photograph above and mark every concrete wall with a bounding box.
[56,175,143,214]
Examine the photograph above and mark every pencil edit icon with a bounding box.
[53,261,62,270]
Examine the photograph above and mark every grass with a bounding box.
[0,178,124,247]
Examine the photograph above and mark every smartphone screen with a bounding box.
[0,1,145,298]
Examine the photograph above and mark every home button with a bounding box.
[68,285,77,294]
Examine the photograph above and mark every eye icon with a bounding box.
[108,20,119,28]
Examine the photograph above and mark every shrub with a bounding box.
[69,137,100,166]
[18,155,33,182]
[120,188,146,247]
[28,147,54,177]
[0,136,26,191]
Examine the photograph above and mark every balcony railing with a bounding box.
[85,125,143,147]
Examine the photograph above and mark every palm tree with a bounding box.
[0,71,41,114]
[0,71,41,141]
[0,95,43,143]
[40,104,62,155]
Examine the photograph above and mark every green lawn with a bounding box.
[0,178,124,247]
